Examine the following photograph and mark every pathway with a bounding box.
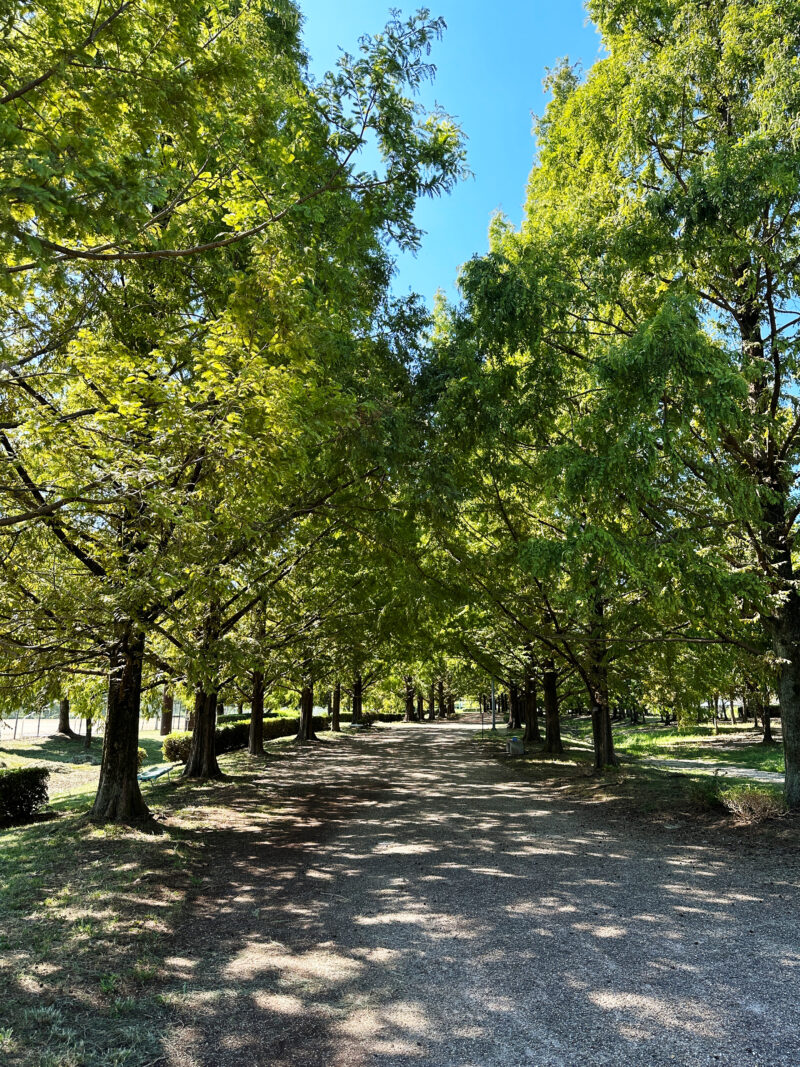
[161,723,800,1067]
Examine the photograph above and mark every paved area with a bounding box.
[163,723,800,1067]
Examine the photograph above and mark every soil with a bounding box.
[160,722,800,1067]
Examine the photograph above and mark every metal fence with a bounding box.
[0,700,191,741]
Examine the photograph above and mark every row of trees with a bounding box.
[3,0,800,816]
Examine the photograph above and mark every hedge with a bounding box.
[163,714,332,763]
[0,766,50,826]
[339,712,404,725]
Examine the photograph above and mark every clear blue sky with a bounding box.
[298,1,602,307]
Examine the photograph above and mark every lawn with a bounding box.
[0,730,168,801]
[0,733,321,1067]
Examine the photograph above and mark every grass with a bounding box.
[0,735,304,1067]
[475,719,789,827]
[0,730,167,799]
[560,718,785,774]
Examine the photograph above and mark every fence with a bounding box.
[0,700,191,741]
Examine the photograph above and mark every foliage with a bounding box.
[0,766,49,825]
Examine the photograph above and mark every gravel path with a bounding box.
[162,723,800,1067]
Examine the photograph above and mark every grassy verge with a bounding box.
[560,718,785,774]
[0,730,167,800]
[474,725,788,826]
[0,730,334,1067]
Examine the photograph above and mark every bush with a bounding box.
[339,712,404,725]
[719,783,787,822]
[0,766,50,825]
[137,747,146,770]
[163,731,192,762]
[162,714,333,763]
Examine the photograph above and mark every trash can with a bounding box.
[506,736,525,756]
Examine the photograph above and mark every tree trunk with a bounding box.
[437,679,446,719]
[416,690,424,722]
[352,674,363,724]
[249,670,264,755]
[763,703,773,744]
[57,696,76,738]
[543,661,563,755]
[587,594,618,770]
[184,688,223,778]
[448,695,455,717]
[332,681,341,732]
[523,672,541,745]
[404,676,415,722]
[84,717,93,749]
[297,682,317,742]
[510,682,522,729]
[91,627,149,822]
[428,681,436,721]
[160,687,174,736]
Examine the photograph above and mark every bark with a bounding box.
[91,627,149,822]
[57,696,76,738]
[84,718,92,749]
[523,672,541,745]
[437,679,446,719]
[160,687,174,736]
[447,695,455,717]
[543,661,563,755]
[509,682,522,729]
[428,681,436,721]
[184,688,223,778]
[404,676,415,722]
[587,595,618,770]
[297,682,317,742]
[763,702,773,744]
[352,674,363,724]
[416,690,424,722]
[331,682,341,732]
[249,670,264,755]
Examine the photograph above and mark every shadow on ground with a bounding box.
[157,725,800,1067]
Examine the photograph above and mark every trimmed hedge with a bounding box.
[163,714,332,763]
[339,712,404,725]
[0,766,50,826]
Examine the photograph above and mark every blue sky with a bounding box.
[298,1,602,307]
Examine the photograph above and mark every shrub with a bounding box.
[137,747,146,770]
[339,712,404,725]
[719,783,787,822]
[0,766,50,825]
[162,731,192,762]
[161,714,333,763]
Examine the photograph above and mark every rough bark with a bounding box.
[447,695,455,718]
[184,688,223,778]
[297,682,317,742]
[416,690,424,722]
[543,661,563,755]
[84,717,92,749]
[587,594,618,770]
[57,696,76,738]
[249,670,264,755]
[404,676,415,722]
[437,679,446,719]
[509,682,522,729]
[428,681,436,721]
[331,681,341,732]
[91,627,149,822]
[352,674,363,724]
[160,687,174,736]
[523,672,541,745]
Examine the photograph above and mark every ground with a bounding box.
[2,722,799,1066]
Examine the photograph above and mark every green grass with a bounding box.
[0,742,288,1067]
[561,718,785,774]
[0,730,167,799]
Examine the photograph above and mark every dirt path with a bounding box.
[161,724,800,1067]
[643,756,785,784]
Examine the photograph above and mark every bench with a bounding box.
[137,762,182,784]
